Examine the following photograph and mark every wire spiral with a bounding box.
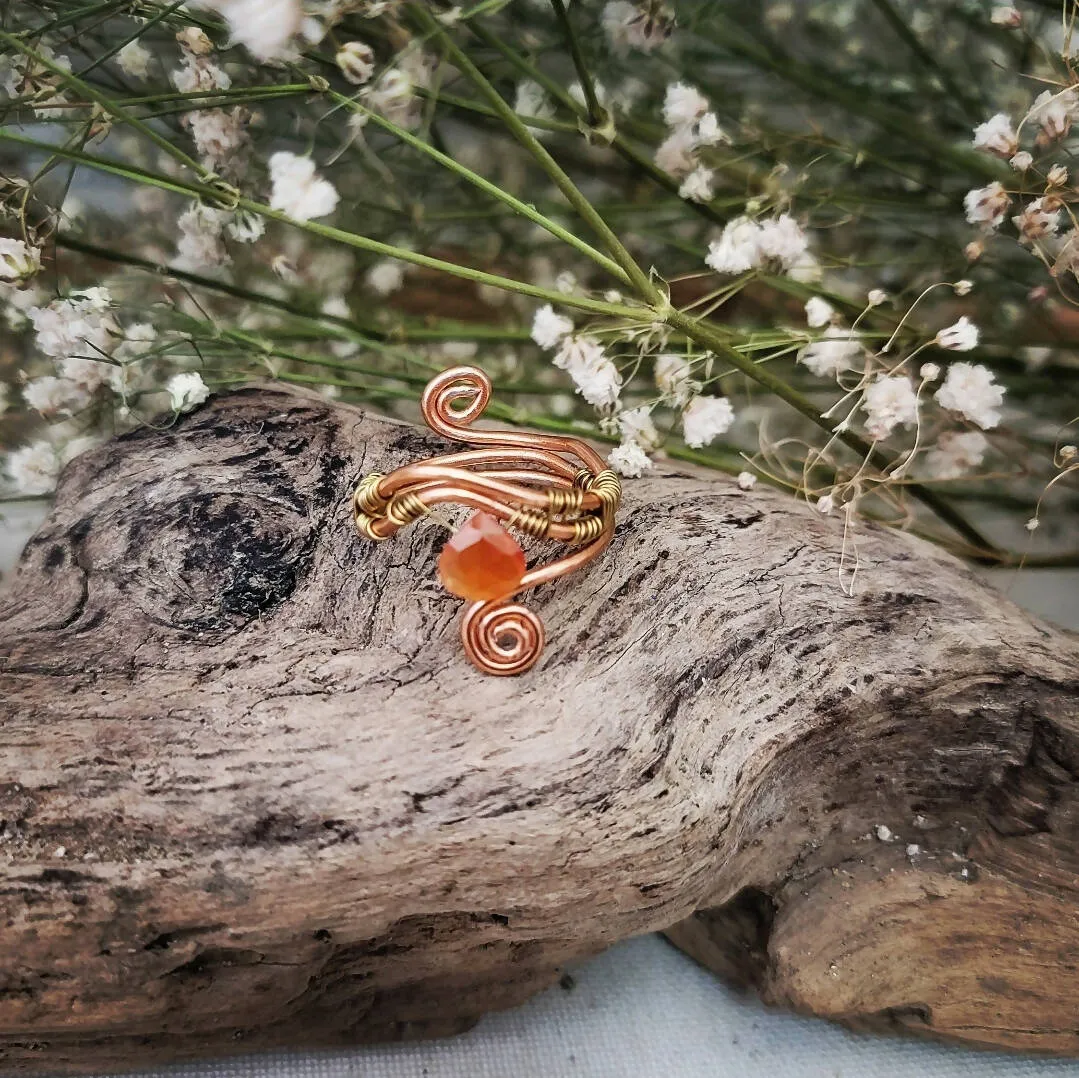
[353,365,620,676]
[461,601,546,676]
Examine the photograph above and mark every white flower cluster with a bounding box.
[190,0,304,62]
[531,305,622,410]
[0,43,71,117]
[706,213,811,277]
[357,51,435,132]
[0,239,42,285]
[655,83,728,202]
[1,273,221,496]
[966,87,1079,269]
[269,152,340,222]
[531,305,735,477]
[602,1,675,53]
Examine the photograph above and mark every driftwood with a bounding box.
[0,384,1077,1074]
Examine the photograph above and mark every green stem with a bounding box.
[549,0,602,125]
[0,130,647,320]
[321,87,631,284]
[74,0,187,77]
[0,30,208,178]
[411,3,663,305]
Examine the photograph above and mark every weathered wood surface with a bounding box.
[0,385,1077,1073]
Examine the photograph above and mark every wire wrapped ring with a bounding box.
[353,366,621,676]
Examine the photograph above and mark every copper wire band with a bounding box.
[352,366,621,675]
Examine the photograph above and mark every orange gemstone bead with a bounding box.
[438,511,526,601]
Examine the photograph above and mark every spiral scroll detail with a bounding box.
[461,600,546,676]
[421,367,492,441]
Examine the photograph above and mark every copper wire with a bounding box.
[353,366,621,676]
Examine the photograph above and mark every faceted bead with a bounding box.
[438,511,526,601]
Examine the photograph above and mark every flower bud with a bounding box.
[176,27,213,55]
[336,41,375,85]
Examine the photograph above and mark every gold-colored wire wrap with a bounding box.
[507,506,552,539]
[386,490,428,528]
[546,485,585,517]
[354,472,388,516]
[570,514,606,545]
[352,366,621,676]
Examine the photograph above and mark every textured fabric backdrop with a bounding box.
[46,935,1079,1078]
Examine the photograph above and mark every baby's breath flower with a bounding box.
[602,1,674,53]
[1009,150,1033,171]
[365,66,424,130]
[990,6,1021,27]
[935,362,1004,428]
[609,441,653,478]
[756,214,809,270]
[194,0,304,61]
[187,108,249,173]
[176,27,213,55]
[5,440,61,495]
[654,353,699,405]
[663,82,710,127]
[1013,197,1061,245]
[927,430,988,479]
[805,296,834,327]
[272,255,301,284]
[679,167,714,203]
[1060,444,1077,463]
[227,211,265,244]
[1025,516,1040,532]
[972,112,1018,158]
[366,259,405,296]
[555,337,621,409]
[655,129,699,177]
[737,471,757,490]
[0,238,41,284]
[705,216,762,275]
[1,44,72,116]
[1045,166,1068,190]
[964,181,1011,229]
[816,493,835,514]
[936,315,979,350]
[269,152,339,221]
[515,80,555,123]
[617,406,660,449]
[336,41,375,85]
[953,279,974,296]
[682,394,734,448]
[867,288,888,307]
[862,375,919,441]
[555,271,578,294]
[175,203,229,270]
[22,375,90,417]
[167,372,210,413]
[1029,89,1078,142]
[531,304,574,350]
[117,40,152,78]
[693,112,727,146]
[798,326,861,377]
[28,290,117,362]
[919,362,941,382]
[172,53,230,94]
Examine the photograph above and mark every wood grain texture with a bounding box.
[0,385,1077,1072]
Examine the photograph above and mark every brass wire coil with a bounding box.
[354,472,388,516]
[386,490,428,528]
[507,506,552,539]
[353,366,620,676]
[546,485,585,517]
